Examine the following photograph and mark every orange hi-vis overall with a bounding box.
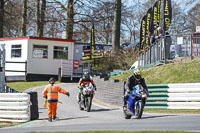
[43,84,67,118]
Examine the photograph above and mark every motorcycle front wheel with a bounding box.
[123,105,132,119]
[85,97,92,112]
[79,96,84,111]
[134,101,144,119]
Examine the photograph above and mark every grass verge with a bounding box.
[6,81,50,92]
[144,109,200,114]
[26,131,200,133]
[0,122,19,128]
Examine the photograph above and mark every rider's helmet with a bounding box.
[83,72,90,80]
[133,69,142,81]
[49,77,56,84]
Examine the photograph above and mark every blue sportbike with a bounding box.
[123,84,147,119]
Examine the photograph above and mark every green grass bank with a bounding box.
[110,57,200,84]
[7,81,49,92]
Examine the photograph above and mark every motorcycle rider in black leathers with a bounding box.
[124,69,148,106]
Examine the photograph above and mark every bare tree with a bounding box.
[188,3,200,26]
[49,0,75,39]
[40,0,46,37]
[36,0,40,36]
[4,0,22,37]
[36,0,46,37]
[112,0,121,52]
[121,6,140,43]
[22,0,28,36]
[0,0,4,37]
[66,0,74,40]
[120,0,148,44]
[86,1,114,44]
[169,1,195,35]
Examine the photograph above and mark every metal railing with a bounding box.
[139,33,200,67]
[139,36,171,67]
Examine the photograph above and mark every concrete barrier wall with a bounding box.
[94,76,200,109]
[94,76,124,107]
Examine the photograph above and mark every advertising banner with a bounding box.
[90,23,95,59]
[157,0,161,27]
[164,0,172,35]
[139,15,146,53]
[145,7,152,49]
[151,1,158,35]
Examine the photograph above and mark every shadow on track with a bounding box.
[39,116,89,121]
[58,116,89,121]
[140,114,177,119]
[90,108,119,112]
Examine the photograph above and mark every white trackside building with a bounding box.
[0,36,83,81]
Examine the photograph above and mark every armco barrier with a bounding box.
[167,83,200,109]
[146,83,200,109]
[146,84,169,109]
[0,93,31,122]
[93,76,200,109]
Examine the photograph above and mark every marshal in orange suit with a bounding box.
[43,77,70,122]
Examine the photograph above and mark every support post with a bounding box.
[191,34,194,60]
[58,67,61,82]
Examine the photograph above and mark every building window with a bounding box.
[53,46,68,59]
[32,45,48,58]
[11,45,21,58]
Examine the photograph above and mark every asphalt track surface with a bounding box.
[0,83,200,133]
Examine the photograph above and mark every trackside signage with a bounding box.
[73,60,79,70]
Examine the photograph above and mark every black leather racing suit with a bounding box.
[124,75,148,105]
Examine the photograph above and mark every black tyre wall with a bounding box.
[27,92,39,120]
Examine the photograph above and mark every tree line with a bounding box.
[0,0,199,52]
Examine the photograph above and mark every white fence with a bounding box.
[0,93,30,122]
[167,83,200,109]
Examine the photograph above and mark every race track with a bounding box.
[1,83,200,133]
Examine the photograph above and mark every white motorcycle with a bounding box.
[79,83,95,112]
